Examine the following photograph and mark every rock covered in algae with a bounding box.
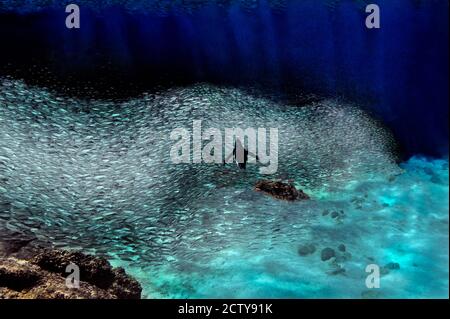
[255,180,309,201]
[0,248,142,299]
[31,250,115,289]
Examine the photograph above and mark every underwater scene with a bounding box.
[0,0,448,300]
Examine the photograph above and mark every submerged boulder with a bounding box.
[0,257,116,299]
[0,248,142,299]
[254,180,310,201]
[320,248,336,261]
[297,244,316,256]
[0,238,35,257]
[31,250,115,289]
[0,258,41,291]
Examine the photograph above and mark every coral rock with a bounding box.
[0,249,142,299]
[254,180,309,201]
[297,244,316,256]
[31,250,115,289]
[320,248,336,261]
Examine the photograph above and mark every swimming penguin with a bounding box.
[224,138,258,170]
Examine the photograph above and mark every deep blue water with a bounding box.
[0,0,448,158]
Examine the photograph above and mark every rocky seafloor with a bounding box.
[0,78,448,298]
[0,245,142,299]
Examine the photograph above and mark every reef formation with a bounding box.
[0,242,142,299]
[254,180,309,201]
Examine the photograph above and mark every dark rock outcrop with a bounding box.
[254,180,310,201]
[31,250,115,289]
[0,249,142,299]
[0,258,41,291]
[0,238,35,257]
[384,262,400,270]
[109,267,142,299]
[0,257,116,299]
[380,262,401,275]
[297,244,316,256]
[320,248,336,261]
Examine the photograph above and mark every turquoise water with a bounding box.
[110,157,449,298]
[0,79,448,298]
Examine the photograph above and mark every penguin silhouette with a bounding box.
[224,138,258,169]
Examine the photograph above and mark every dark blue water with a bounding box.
[0,0,448,158]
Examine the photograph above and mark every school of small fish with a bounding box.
[0,77,399,263]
